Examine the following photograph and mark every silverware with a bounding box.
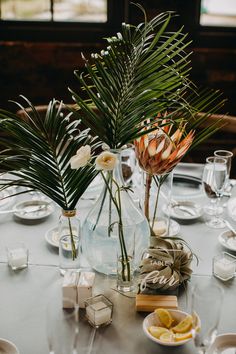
[0,204,48,215]
[170,201,196,216]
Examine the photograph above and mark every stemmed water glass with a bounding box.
[202,156,227,228]
[46,295,79,354]
[214,150,233,188]
[191,283,224,354]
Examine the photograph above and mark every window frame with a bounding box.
[0,0,128,42]
[176,0,236,48]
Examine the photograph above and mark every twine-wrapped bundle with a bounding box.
[139,238,193,292]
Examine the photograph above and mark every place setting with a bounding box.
[163,200,203,222]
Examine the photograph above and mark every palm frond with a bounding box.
[0,97,100,210]
[69,6,225,150]
[69,10,196,149]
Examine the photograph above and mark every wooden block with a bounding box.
[136,294,178,312]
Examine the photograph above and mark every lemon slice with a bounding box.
[174,331,192,342]
[148,326,170,339]
[159,331,174,343]
[172,314,193,333]
[155,308,173,328]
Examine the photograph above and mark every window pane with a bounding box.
[1,0,107,22]
[54,0,107,22]
[1,0,51,20]
[200,0,236,27]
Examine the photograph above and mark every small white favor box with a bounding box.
[62,270,95,308]
[62,271,79,308]
[77,271,95,308]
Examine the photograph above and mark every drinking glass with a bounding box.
[191,283,224,354]
[202,156,227,228]
[46,295,79,354]
[214,150,233,188]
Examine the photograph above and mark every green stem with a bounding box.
[116,185,131,282]
[68,216,77,260]
[92,172,110,231]
[151,175,162,230]
[108,172,112,237]
[144,174,152,221]
[100,172,131,282]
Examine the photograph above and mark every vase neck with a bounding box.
[102,150,125,187]
[61,209,77,217]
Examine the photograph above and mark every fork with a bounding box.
[170,200,197,216]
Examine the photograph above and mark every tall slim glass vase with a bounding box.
[144,171,174,245]
[59,209,80,275]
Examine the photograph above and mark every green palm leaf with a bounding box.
[69,10,195,149]
[0,97,100,210]
[69,7,224,150]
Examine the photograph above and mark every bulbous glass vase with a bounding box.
[82,151,150,275]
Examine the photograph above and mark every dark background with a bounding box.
[0,0,235,175]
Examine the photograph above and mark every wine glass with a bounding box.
[191,283,224,354]
[214,150,233,189]
[202,156,227,228]
[46,295,79,354]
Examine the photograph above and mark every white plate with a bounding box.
[45,225,78,248]
[45,226,60,248]
[218,230,236,252]
[207,333,236,354]
[163,201,203,221]
[172,173,204,199]
[0,187,16,209]
[169,219,181,236]
[227,198,236,221]
[13,200,54,221]
[143,310,200,347]
[0,338,19,354]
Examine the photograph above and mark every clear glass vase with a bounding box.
[143,171,173,244]
[59,209,81,275]
[82,151,150,275]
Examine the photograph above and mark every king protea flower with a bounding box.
[134,123,195,175]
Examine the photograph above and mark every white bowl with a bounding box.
[207,333,236,354]
[0,338,20,354]
[143,309,200,347]
[218,230,236,251]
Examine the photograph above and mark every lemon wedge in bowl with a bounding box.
[148,326,170,339]
[155,308,174,328]
[174,332,193,342]
[143,309,200,347]
[159,331,175,343]
[172,314,193,333]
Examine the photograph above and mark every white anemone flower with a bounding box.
[95,151,117,171]
[70,145,91,169]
